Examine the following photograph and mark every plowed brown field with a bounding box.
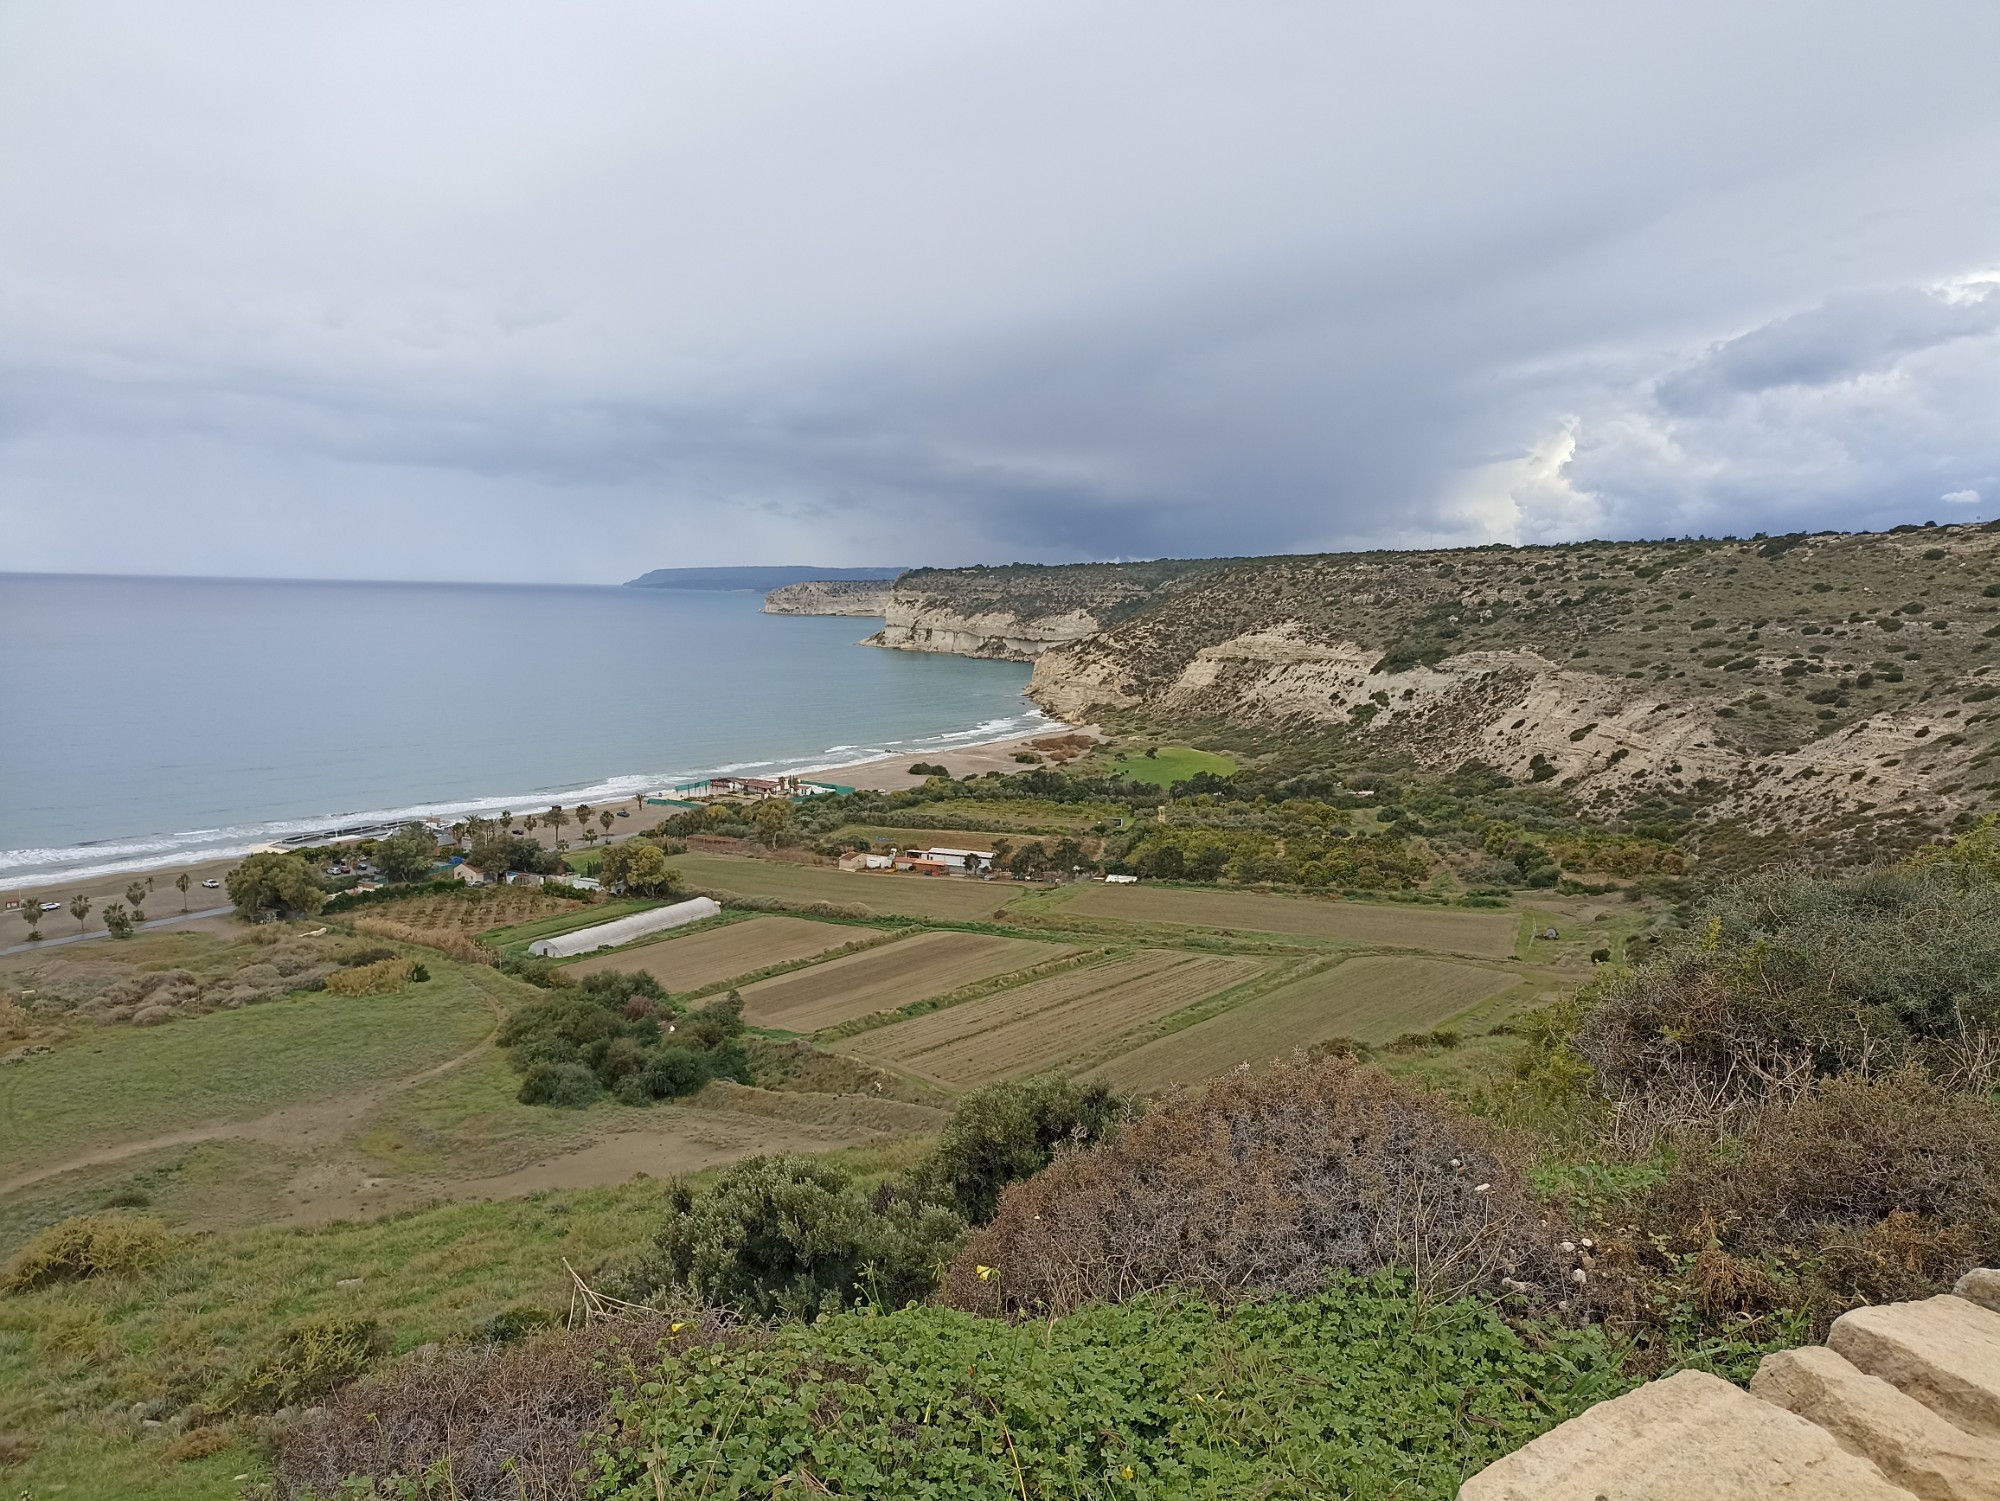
[671,852,1023,921]
[735,931,1074,1032]
[1089,955,1521,1092]
[843,950,1264,1087]
[1055,885,1516,956]
[562,915,865,992]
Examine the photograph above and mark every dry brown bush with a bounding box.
[322,957,417,996]
[2,1213,173,1293]
[274,1315,720,1501]
[943,1054,1559,1316]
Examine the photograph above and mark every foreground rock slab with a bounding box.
[1830,1295,2000,1441]
[1458,1368,1919,1500]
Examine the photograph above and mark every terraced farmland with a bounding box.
[734,931,1075,1032]
[672,852,1023,921]
[1055,885,1517,957]
[842,950,1265,1088]
[1089,955,1524,1093]
[562,915,867,992]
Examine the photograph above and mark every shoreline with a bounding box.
[0,716,1090,907]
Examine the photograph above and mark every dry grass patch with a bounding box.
[1056,885,1518,956]
[736,932,1073,1032]
[845,950,1264,1088]
[1091,956,1522,1093]
[564,915,864,993]
[351,887,584,938]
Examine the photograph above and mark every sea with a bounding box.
[0,573,1055,891]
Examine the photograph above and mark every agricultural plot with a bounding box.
[562,915,866,993]
[735,931,1075,1032]
[671,851,1023,921]
[349,886,583,938]
[844,950,1264,1088]
[1055,884,1517,957]
[1089,955,1523,1094]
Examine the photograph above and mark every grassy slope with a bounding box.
[1107,746,1238,787]
[0,970,499,1177]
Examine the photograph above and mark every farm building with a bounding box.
[838,851,896,871]
[895,846,995,874]
[527,896,723,957]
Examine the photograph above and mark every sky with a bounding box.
[2,1,1998,583]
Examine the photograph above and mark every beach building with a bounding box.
[527,896,722,957]
[650,774,855,805]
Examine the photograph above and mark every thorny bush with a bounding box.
[945,1054,1559,1315]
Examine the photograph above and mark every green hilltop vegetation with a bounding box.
[6,523,2000,1498]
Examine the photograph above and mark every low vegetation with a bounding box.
[498,970,752,1106]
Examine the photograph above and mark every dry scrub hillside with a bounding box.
[954,522,2000,854]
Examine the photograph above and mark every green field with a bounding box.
[1052,883,1519,956]
[670,852,1023,921]
[0,967,502,1182]
[1087,955,1524,1093]
[1108,745,1237,787]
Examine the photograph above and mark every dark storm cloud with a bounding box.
[2,1,1998,580]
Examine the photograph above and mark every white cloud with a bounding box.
[1944,489,1982,505]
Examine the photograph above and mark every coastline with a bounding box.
[0,716,1088,911]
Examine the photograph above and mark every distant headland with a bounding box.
[624,565,906,591]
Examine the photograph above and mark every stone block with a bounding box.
[1458,1367,1917,1500]
[1830,1295,2000,1440]
[1954,1269,2000,1318]
[1752,1344,2000,1501]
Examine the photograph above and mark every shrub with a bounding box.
[1576,863,2000,1113]
[621,1155,965,1318]
[322,956,416,996]
[945,1055,1557,1315]
[517,1061,600,1107]
[907,1075,1128,1224]
[276,1316,710,1501]
[349,916,495,964]
[226,851,326,920]
[223,1315,385,1414]
[1,1213,173,1293]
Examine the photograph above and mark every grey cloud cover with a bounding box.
[2,0,1998,581]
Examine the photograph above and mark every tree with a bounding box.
[376,823,440,884]
[225,852,325,920]
[545,805,568,842]
[600,810,615,835]
[468,834,553,880]
[523,815,538,835]
[68,894,91,934]
[125,881,148,922]
[600,841,682,898]
[175,872,192,912]
[17,897,42,941]
[752,799,795,848]
[102,902,134,939]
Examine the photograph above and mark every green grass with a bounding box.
[0,1180,671,1500]
[1108,745,1237,788]
[0,969,502,1179]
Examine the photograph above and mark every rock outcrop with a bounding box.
[1461,1278,2000,1501]
[762,580,896,616]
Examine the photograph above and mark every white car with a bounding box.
[40,901,61,912]
[200,879,221,889]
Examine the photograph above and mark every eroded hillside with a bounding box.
[906,525,2000,848]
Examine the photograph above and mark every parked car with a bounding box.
[617,810,630,818]
[40,901,62,911]
[201,878,221,889]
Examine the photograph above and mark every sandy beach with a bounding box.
[1,724,1102,942]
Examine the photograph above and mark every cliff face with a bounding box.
[925,524,2000,851]
[860,559,1236,661]
[762,580,896,616]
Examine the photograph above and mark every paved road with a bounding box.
[1,904,236,957]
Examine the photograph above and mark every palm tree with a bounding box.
[599,810,614,836]
[546,805,568,841]
[176,872,192,911]
[523,815,539,836]
[69,893,92,934]
[17,896,42,942]
[126,880,149,922]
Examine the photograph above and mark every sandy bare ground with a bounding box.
[817,726,1102,792]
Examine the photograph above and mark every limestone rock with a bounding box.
[1954,1269,2000,1318]
[1830,1296,2000,1441]
[1752,1344,2000,1501]
[1458,1368,1916,1500]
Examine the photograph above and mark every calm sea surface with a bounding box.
[0,574,1050,889]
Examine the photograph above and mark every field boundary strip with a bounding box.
[813,943,1118,1042]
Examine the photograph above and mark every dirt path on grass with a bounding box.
[0,989,508,1201]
